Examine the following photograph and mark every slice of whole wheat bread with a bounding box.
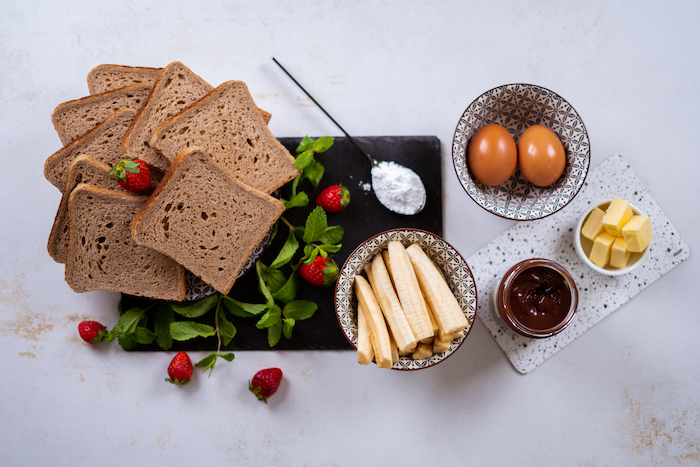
[51,83,152,146]
[44,109,137,190]
[48,156,129,264]
[121,62,214,172]
[131,146,285,294]
[87,65,162,95]
[150,80,299,194]
[65,183,186,301]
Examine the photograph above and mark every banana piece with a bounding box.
[406,244,468,335]
[412,342,433,360]
[387,241,434,343]
[366,253,417,352]
[354,275,393,369]
[388,329,399,364]
[398,342,417,357]
[356,300,375,365]
[432,333,453,354]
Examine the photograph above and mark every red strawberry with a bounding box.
[298,255,339,287]
[108,157,151,192]
[78,320,107,344]
[316,184,350,213]
[166,351,193,385]
[249,367,283,403]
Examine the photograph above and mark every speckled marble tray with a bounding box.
[466,155,690,374]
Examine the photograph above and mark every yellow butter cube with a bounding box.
[589,232,616,268]
[602,198,634,236]
[610,236,631,269]
[581,207,606,241]
[622,215,653,252]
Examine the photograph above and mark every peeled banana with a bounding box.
[354,275,393,369]
[356,300,375,365]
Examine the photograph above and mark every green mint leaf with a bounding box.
[117,334,136,350]
[154,304,175,350]
[195,352,217,368]
[303,206,328,243]
[218,308,237,346]
[255,307,281,329]
[111,307,145,337]
[219,352,235,362]
[294,150,315,170]
[282,318,295,339]
[256,262,275,306]
[312,136,334,153]
[296,136,314,153]
[269,228,299,269]
[170,321,216,341]
[267,319,283,347]
[318,225,344,244]
[283,300,318,320]
[172,294,218,318]
[259,262,287,293]
[133,327,155,345]
[318,243,342,254]
[222,295,268,317]
[282,192,309,210]
[303,159,325,187]
[272,270,299,304]
[303,248,319,265]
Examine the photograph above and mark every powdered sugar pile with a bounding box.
[371,161,426,215]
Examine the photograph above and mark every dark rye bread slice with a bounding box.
[66,184,186,301]
[44,109,137,190]
[131,147,285,294]
[150,80,298,194]
[87,64,162,95]
[51,83,152,146]
[121,62,214,172]
[48,156,130,264]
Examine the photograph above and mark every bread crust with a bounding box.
[87,64,162,95]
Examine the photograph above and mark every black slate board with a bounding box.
[122,136,442,351]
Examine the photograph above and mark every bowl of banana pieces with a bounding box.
[335,229,478,370]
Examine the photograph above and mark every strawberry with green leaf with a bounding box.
[249,367,283,403]
[298,255,338,287]
[78,320,107,344]
[316,184,350,213]
[109,157,151,192]
[166,351,193,385]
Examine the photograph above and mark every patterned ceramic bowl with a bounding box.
[334,229,477,370]
[452,83,590,220]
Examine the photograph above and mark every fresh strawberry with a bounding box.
[249,367,283,403]
[166,351,193,385]
[298,255,338,287]
[316,184,350,213]
[78,320,107,344]
[108,157,151,192]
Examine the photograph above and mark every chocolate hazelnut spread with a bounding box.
[509,267,571,330]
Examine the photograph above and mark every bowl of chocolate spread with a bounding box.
[491,258,578,338]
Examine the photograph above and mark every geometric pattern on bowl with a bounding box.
[184,224,275,302]
[452,83,590,220]
[335,228,478,370]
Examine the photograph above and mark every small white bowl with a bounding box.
[574,199,650,276]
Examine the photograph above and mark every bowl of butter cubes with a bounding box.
[574,197,654,276]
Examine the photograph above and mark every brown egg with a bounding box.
[517,125,566,187]
[467,123,517,186]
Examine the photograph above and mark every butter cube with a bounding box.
[622,215,653,252]
[610,236,632,269]
[589,232,616,268]
[602,198,634,236]
[581,207,606,241]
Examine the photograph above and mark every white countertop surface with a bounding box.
[2,1,699,465]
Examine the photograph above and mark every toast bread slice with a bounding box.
[48,156,129,264]
[121,62,214,172]
[150,80,298,194]
[65,183,186,301]
[87,65,162,95]
[131,147,285,294]
[51,83,152,146]
[44,109,137,190]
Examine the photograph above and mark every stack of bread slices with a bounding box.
[45,62,300,301]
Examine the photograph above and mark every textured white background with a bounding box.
[1,1,699,465]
